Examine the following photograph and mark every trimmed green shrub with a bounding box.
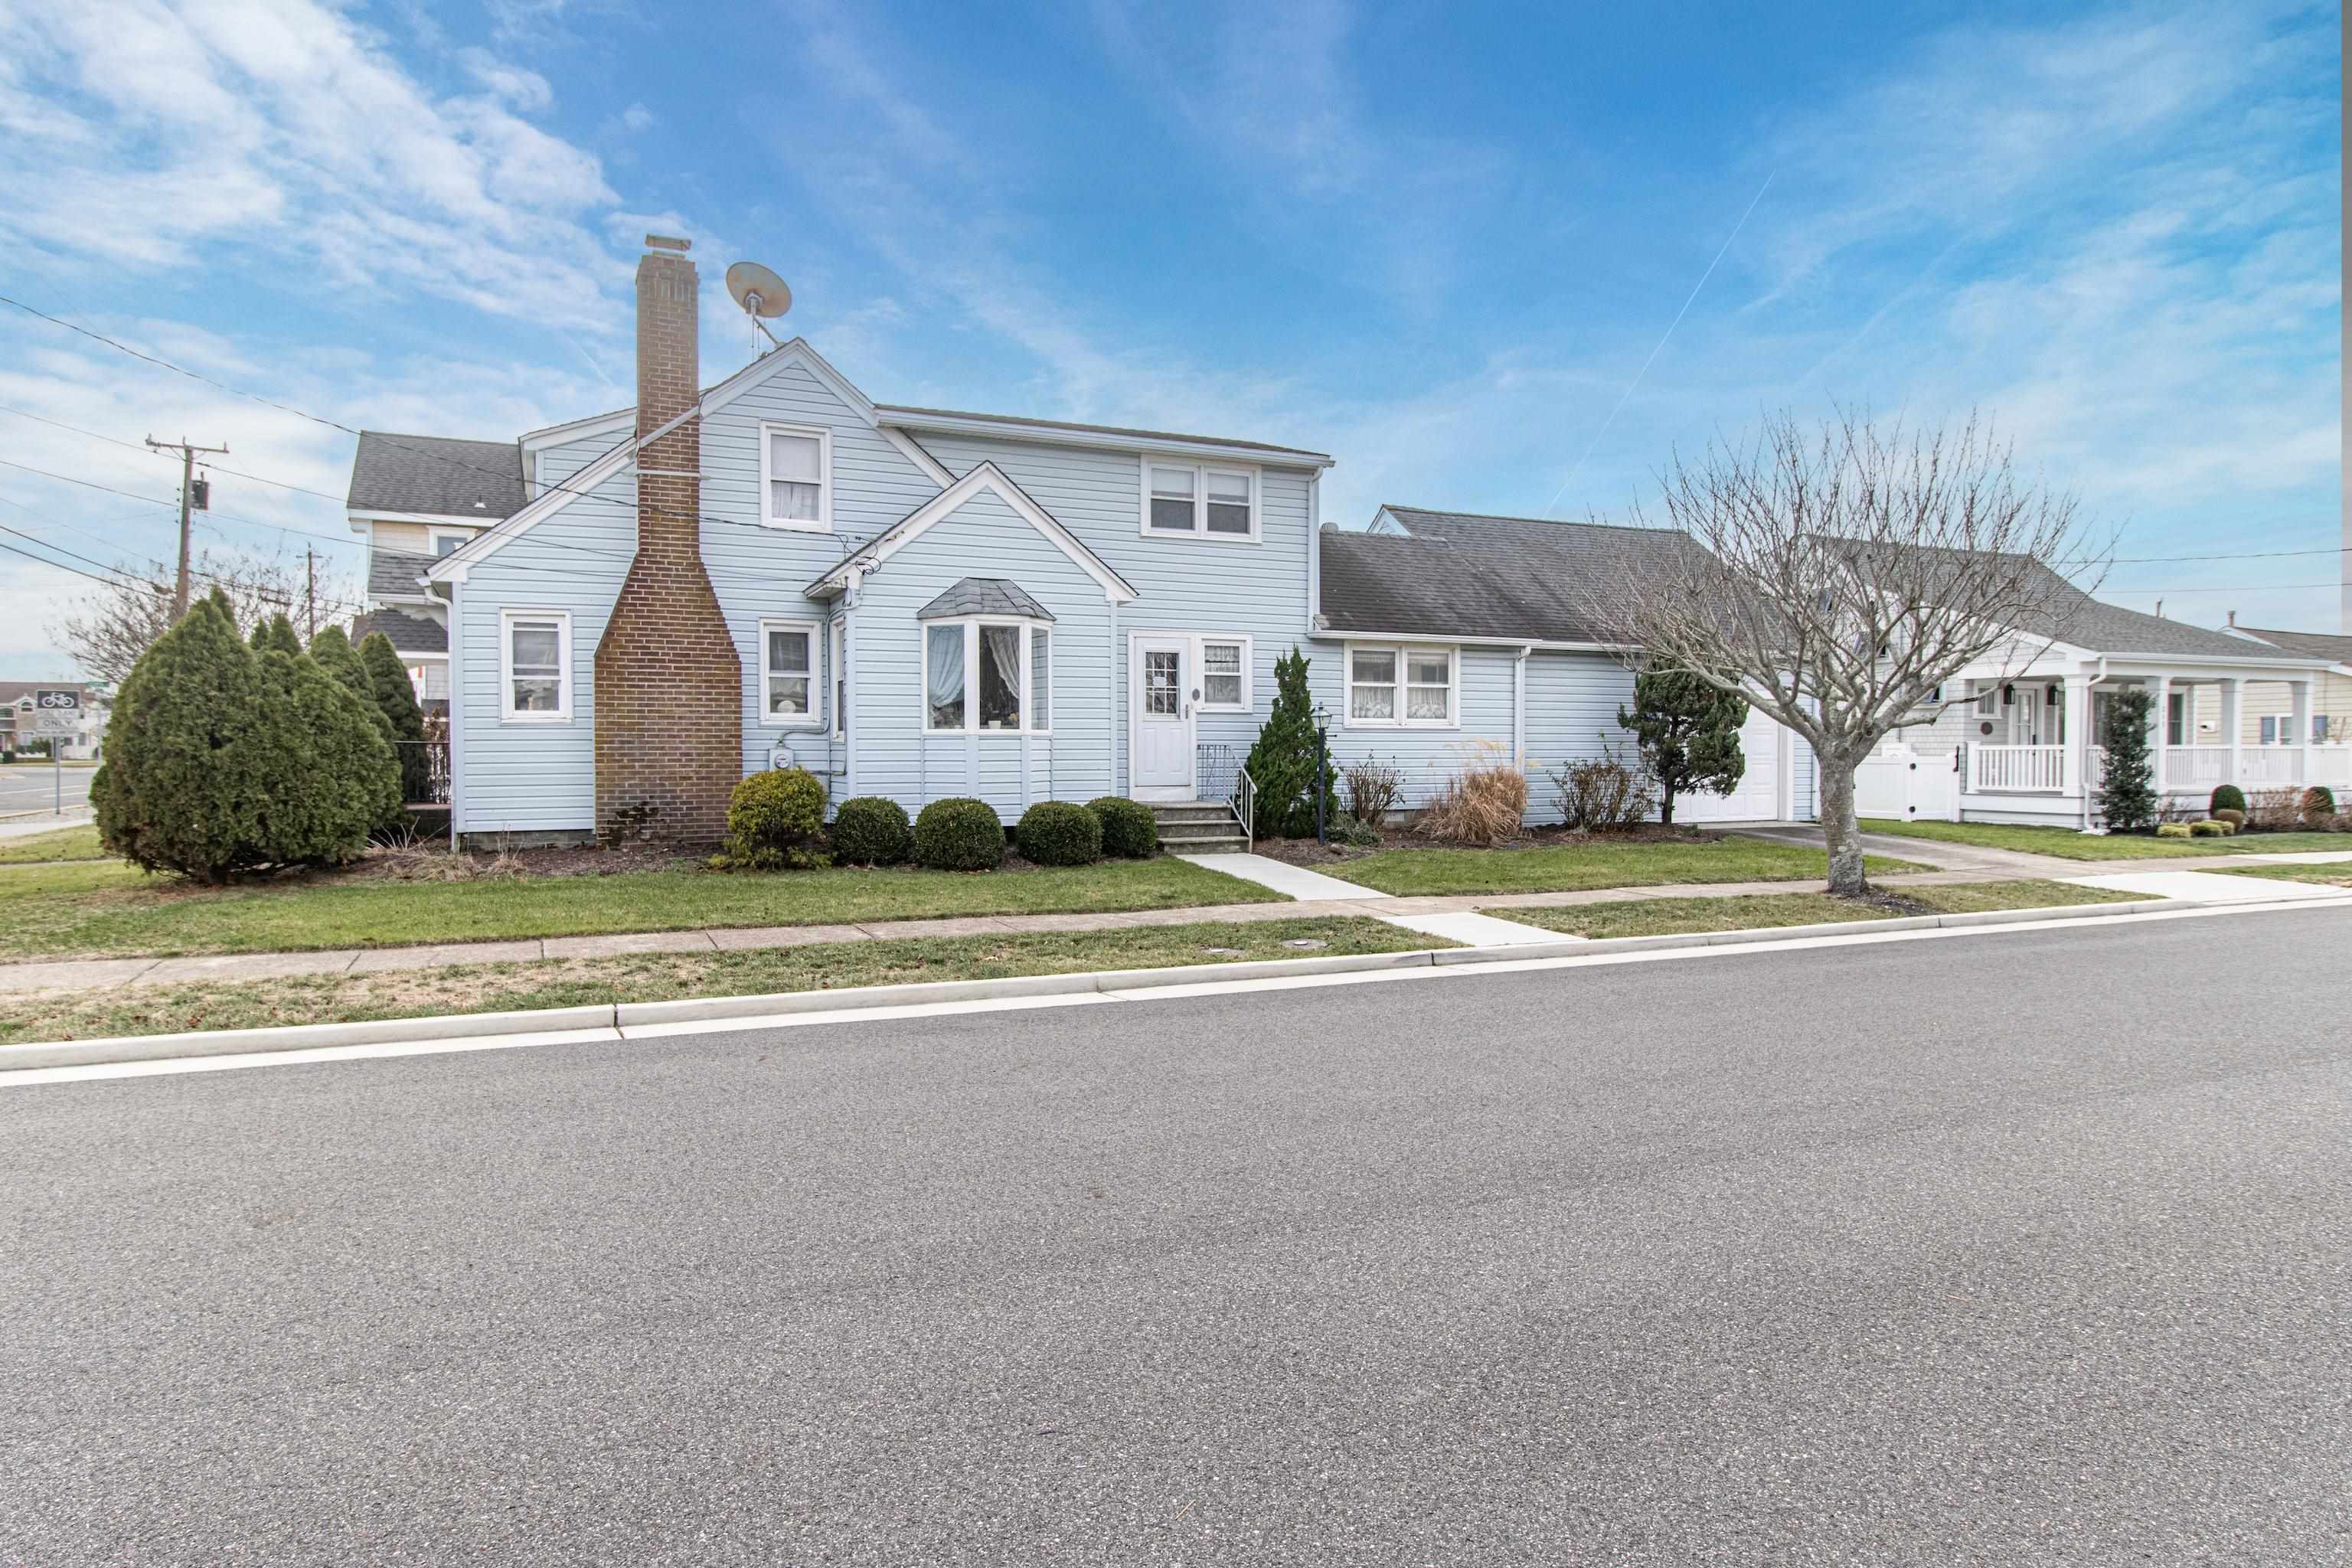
[1018,801,1102,866]
[1243,646,1335,838]
[2210,807,2246,828]
[2210,783,2246,815]
[723,766,828,868]
[1618,663,1746,825]
[2302,785,2337,820]
[309,626,401,830]
[2188,818,2229,837]
[357,632,431,808]
[914,796,1004,871]
[1086,795,1158,858]
[2155,822,2192,839]
[829,796,912,865]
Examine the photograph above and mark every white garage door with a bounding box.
[1680,708,1785,822]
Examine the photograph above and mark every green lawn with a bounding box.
[1503,880,2144,940]
[0,825,106,864]
[0,855,1277,962]
[2208,864,2352,888]
[0,916,1440,1044]
[1331,838,1925,897]
[1857,818,2352,861]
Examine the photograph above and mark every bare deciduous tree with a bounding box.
[49,550,358,687]
[1591,410,2099,894]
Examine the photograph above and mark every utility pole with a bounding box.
[144,436,229,619]
[304,547,317,642]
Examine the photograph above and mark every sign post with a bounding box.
[30,690,81,816]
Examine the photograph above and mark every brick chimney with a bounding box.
[593,234,743,847]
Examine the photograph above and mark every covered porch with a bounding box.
[1955,658,2349,825]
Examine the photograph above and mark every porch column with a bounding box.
[2220,678,2243,796]
[2292,678,2314,788]
[2150,674,2170,797]
[2062,674,2091,800]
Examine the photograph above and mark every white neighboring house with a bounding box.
[1862,570,2341,826]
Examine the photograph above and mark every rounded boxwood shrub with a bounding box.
[1018,800,1102,866]
[2209,783,2246,815]
[724,766,828,868]
[913,796,1005,871]
[1086,795,1158,858]
[830,796,912,865]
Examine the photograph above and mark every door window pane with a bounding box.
[978,625,1022,730]
[926,625,965,730]
[1145,649,1180,716]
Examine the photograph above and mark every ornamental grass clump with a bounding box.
[1418,741,1528,847]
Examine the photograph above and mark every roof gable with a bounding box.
[806,462,1137,603]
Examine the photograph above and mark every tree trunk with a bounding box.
[1660,782,1677,826]
[1818,758,1868,896]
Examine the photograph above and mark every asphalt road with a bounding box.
[0,760,94,817]
[5,906,2349,1565]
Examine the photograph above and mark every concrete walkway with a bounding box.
[2062,869,2350,903]
[1174,851,1387,900]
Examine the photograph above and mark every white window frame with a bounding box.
[498,609,571,724]
[1195,635,1254,713]
[758,422,834,533]
[920,616,1053,735]
[1343,641,1458,730]
[831,619,847,740]
[2262,712,2293,746]
[1137,458,1260,542]
[426,525,479,558]
[757,618,823,730]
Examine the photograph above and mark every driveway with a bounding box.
[5,906,2348,1563]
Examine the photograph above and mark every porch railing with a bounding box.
[2241,749,2305,787]
[1234,766,1256,853]
[1196,743,1254,850]
[1970,744,2064,793]
[394,739,452,807]
[2312,747,2352,789]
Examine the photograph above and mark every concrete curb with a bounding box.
[0,893,2292,1076]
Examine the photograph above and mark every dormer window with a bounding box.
[761,423,831,531]
[1142,461,1257,541]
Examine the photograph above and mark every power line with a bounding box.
[0,534,161,591]
[0,404,353,502]
[0,454,361,550]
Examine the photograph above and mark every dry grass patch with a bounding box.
[1500,880,2143,940]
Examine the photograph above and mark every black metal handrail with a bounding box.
[393,739,452,806]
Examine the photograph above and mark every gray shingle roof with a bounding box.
[347,431,527,518]
[350,608,446,655]
[368,549,436,599]
[2230,625,2352,666]
[916,577,1054,622]
[1319,508,1707,642]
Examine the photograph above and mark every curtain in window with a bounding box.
[926,625,964,730]
[979,625,1022,730]
[1030,627,1050,729]
[769,432,823,522]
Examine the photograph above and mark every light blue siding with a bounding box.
[1520,650,1641,825]
[849,486,1115,818]
[917,435,1318,789]
[1312,641,1525,813]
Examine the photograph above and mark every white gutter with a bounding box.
[1512,644,1532,764]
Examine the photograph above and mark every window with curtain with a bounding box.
[1406,650,1452,721]
[926,624,965,730]
[761,622,814,722]
[1201,641,1244,707]
[1348,648,1396,720]
[1030,627,1050,730]
[978,624,1022,730]
[766,428,826,526]
[1348,645,1455,727]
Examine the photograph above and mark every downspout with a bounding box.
[1305,474,1321,635]
[1512,644,1531,766]
[445,572,465,849]
[841,567,861,802]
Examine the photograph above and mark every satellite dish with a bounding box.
[726,262,792,319]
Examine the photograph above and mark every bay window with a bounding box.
[1346,642,1455,728]
[924,619,1051,733]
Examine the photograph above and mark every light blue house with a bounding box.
[345,237,1814,849]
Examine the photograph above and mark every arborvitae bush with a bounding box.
[357,632,431,808]
[829,796,913,865]
[1017,801,1102,866]
[1086,795,1158,858]
[1243,647,1334,838]
[253,645,400,867]
[913,797,1004,871]
[2096,687,2158,833]
[250,613,304,656]
[312,626,403,831]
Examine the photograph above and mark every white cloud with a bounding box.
[0,0,626,328]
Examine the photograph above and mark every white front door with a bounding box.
[1131,636,1194,799]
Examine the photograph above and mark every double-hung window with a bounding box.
[760,620,819,727]
[500,610,570,721]
[1141,461,1257,540]
[925,619,1051,733]
[1347,643,1455,728]
[1200,639,1248,709]
[762,424,831,531]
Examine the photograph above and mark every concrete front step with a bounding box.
[1150,802,1240,823]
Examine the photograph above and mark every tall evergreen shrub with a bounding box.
[2097,686,2158,832]
[1617,665,1747,825]
[358,632,430,805]
[253,645,400,864]
[250,613,304,655]
[1243,647,1335,838]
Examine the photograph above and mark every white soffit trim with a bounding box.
[805,462,1138,603]
[350,508,504,526]
[428,433,637,578]
[518,407,633,453]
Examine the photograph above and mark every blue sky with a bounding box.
[0,0,2340,676]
